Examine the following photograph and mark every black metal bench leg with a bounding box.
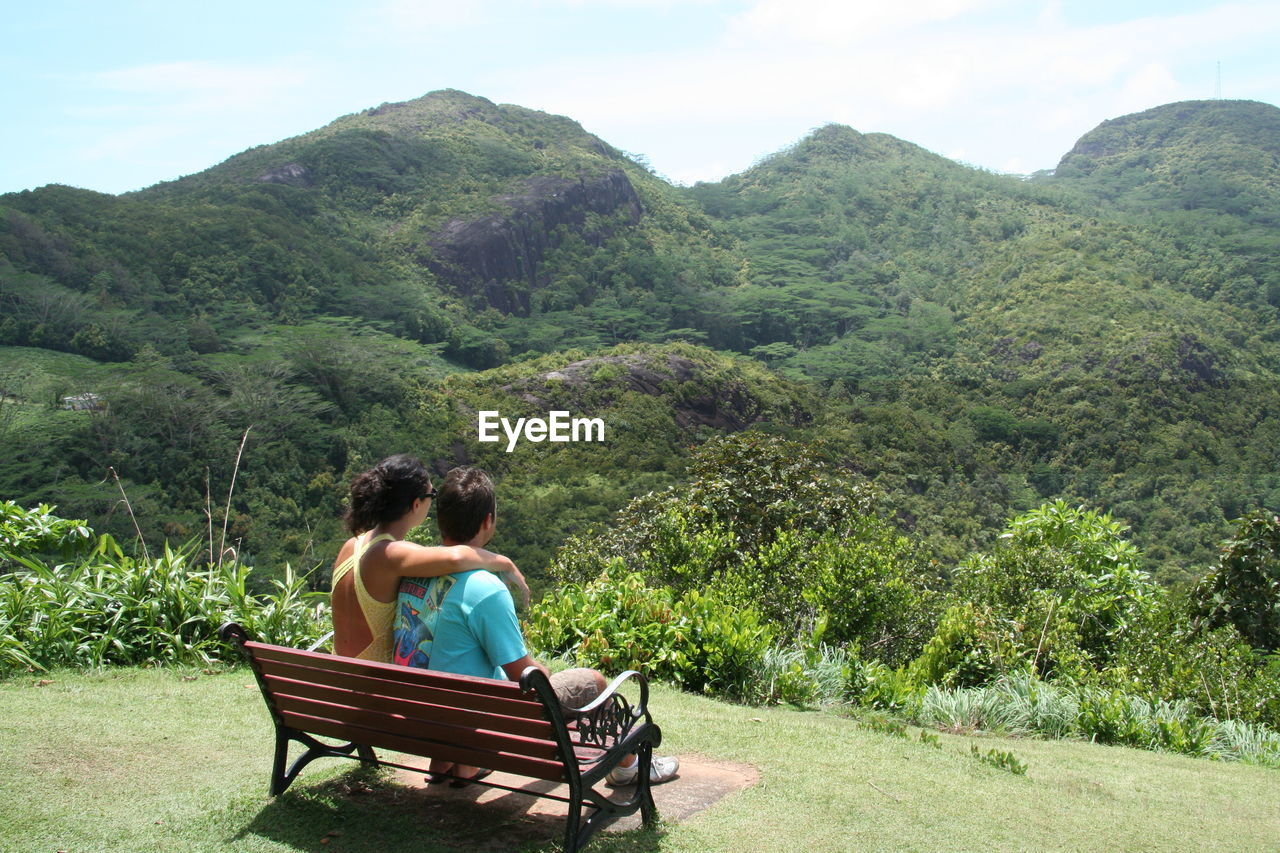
[564,782,584,853]
[269,727,371,797]
[638,745,658,827]
[269,727,292,797]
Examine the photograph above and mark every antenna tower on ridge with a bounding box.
[1215,61,1222,99]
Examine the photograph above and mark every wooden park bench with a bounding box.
[221,623,663,853]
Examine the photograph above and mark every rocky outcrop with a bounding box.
[501,352,802,432]
[425,170,643,314]
[257,163,314,187]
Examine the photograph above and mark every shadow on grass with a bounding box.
[232,766,668,853]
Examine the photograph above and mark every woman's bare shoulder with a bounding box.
[334,536,359,565]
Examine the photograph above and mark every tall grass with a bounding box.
[0,534,328,674]
[753,644,854,706]
[1207,719,1280,768]
[917,672,1079,737]
[910,672,1280,769]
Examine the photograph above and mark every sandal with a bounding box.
[448,768,494,788]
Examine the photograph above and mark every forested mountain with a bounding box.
[1049,99,1280,318]
[1,91,1277,585]
[685,103,1280,578]
[1053,99,1280,224]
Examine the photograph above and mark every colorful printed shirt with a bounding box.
[393,569,526,679]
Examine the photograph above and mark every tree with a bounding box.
[919,502,1159,683]
[1194,511,1280,652]
[549,432,936,654]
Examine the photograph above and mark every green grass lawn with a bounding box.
[2,667,1277,852]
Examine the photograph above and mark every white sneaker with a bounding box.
[607,755,679,786]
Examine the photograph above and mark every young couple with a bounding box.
[330,454,679,787]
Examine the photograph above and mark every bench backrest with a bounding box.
[244,640,571,782]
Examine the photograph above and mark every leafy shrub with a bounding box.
[525,566,773,700]
[1076,689,1216,755]
[0,506,329,673]
[1193,510,1280,652]
[917,502,1157,684]
[908,603,1020,688]
[1099,591,1280,728]
[798,530,938,665]
[847,659,925,717]
[672,588,777,698]
[527,563,680,673]
[549,433,939,653]
[0,500,94,567]
[550,433,879,591]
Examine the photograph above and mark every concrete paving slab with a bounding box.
[386,752,758,843]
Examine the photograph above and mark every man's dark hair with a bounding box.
[436,466,496,544]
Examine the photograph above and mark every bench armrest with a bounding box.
[571,669,650,719]
[565,669,654,750]
[220,621,251,654]
[306,631,335,653]
[519,667,659,774]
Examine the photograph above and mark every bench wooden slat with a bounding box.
[273,693,562,762]
[262,674,556,740]
[254,655,546,718]
[264,676,619,757]
[247,642,534,701]
[278,710,568,782]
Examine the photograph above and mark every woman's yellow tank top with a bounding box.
[331,532,396,661]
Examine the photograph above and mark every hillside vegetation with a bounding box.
[1,91,1278,586]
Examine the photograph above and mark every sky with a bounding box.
[3,0,1279,195]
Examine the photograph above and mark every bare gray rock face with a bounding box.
[426,170,643,314]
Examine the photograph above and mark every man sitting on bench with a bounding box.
[393,465,679,788]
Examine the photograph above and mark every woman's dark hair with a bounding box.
[436,467,496,544]
[343,454,433,534]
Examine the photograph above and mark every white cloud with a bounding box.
[729,0,1011,46]
[87,59,314,114]
[606,0,1280,176]
[65,58,323,187]
[356,0,490,43]
[545,0,722,7]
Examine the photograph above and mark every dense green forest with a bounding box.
[2,90,1278,589]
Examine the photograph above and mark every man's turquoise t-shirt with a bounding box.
[392,570,526,679]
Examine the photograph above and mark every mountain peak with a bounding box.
[1057,99,1280,171]
[326,89,594,144]
[132,88,617,199]
[1051,99,1280,221]
[724,122,943,187]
